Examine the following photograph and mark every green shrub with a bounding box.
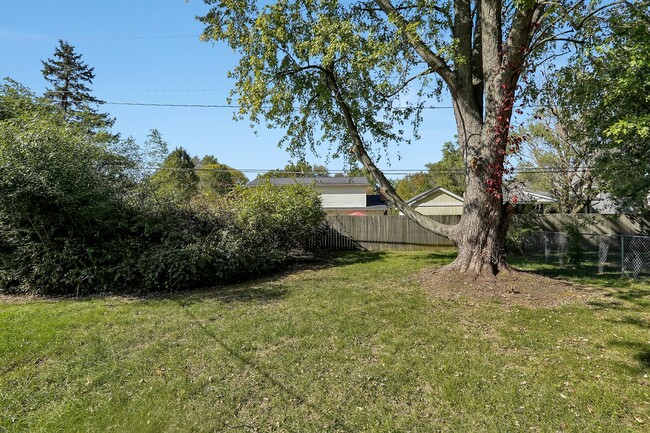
[506,213,542,255]
[0,82,326,296]
[564,222,584,268]
[232,180,325,252]
[506,226,536,255]
[0,83,133,294]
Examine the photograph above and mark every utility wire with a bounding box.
[141,167,592,174]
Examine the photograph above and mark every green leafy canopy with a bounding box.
[199,0,448,161]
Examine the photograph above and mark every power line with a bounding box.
[106,101,240,108]
[140,167,592,175]
[103,101,459,109]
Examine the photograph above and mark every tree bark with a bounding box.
[446,95,515,276]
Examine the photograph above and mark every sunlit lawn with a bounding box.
[1,251,649,432]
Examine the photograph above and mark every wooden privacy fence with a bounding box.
[309,213,650,252]
[310,215,459,251]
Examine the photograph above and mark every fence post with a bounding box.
[598,235,605,274]
[621,235,625,275]
[544,232,549,263]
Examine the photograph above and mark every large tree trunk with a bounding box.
[445,93,515,276]
[448,180,514,275]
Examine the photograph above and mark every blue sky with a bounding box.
[1,0,458,178]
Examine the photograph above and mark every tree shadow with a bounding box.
[608,340,650,372]
[590,288,650,312]
[173,283,288,308]
[610,315,650,330]
[402,250,457,262]
[509,258,630,287]
[177,302,353,430]
[312,250,389,268]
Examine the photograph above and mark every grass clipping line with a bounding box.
[417,267,601,308]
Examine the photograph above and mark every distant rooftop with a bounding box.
[406,187,464,205]
[247,176,369,187]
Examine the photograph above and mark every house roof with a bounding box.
[590,193,619,214]
[406,187,464,205]
[406,185,557,206]
[247,176,369,187]
[503,187,557,204]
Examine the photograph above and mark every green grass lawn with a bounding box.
[1,251,649,432]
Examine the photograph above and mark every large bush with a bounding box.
[232,180,325,251]
[0,81,325,296]
[0,83,133,294]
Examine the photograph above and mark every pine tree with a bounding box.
[41,39,113,130]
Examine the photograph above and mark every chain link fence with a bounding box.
[521,231,650,277]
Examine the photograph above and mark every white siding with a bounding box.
[316,185,367,209]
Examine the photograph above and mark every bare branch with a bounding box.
[376,67,434,98]
[533,0,626,51]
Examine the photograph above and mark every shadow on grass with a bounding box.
[175,284,289,308]
[613,315,650,330]
[178,302,353,430]
[316,250,389,268]
[510,257,629,286]
[401,250,457,263]
[608,340,650,372]
[510,255,650,305]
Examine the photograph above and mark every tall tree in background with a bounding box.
[193,155,249,197]
[425,141,465,196]
[41,39,113,130]
[515,87,599,214]
[395,141,464,199]
[394,172,434,201]
[261,159,330,178]
[572,0,650,211]
[522,0,650,212]
[199,0,620,275]
[150,147,200,203]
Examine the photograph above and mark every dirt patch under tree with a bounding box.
[417,267,605,308]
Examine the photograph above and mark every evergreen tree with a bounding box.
[150,147,200,203]
[41,39,113,130]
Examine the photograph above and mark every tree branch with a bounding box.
[323,65,453,239]
[373,0,458,93]
[354,2,454,28]
[276,64,326,78]
[454,0,473,86]
[376,67,434,98]
[534,0,626,51]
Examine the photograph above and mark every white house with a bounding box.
[247,177,388,215]
[405,187,464,216]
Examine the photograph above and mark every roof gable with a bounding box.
[406,187,464,206]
